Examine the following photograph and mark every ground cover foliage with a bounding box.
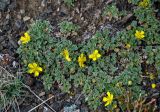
[1,0,160,111]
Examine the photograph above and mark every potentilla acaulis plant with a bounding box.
[17,0,160,111]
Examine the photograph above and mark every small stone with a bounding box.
[39,92,45,97]
[55,32,61,37]
[81,17,84,21]
[71,31,78,36]
[94,9,101,19]
[41,0,46,7]
[114,48,120,52]
[30,18,34,23]
[127,25,132,30]
[15,20,23,29]
[57,7,60,12]
[17,14,21,19]
[6,14,10,19]
[43,106,49,112]
[12,61,18,68]
[20,9,25,14]
[75,8,80,13]
[23,16,30,22]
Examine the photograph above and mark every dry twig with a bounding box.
[28,95,55,112]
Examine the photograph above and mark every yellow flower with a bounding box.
[135,30,145,40]
[151,83,156,89]
[61,49,71,62]
[125,44,131,49]
[78,53,86,67]
[20,32,31,44]
[103,92,113,106]
[28,63,43,77]
[139,0,149,8]
[89,50,101,61]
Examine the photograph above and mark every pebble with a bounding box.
[20,9,25,14]
[81,17,84,21]
[17,14,21,19]
[94,9,101,19]
[12,61,18,68]
[39,92,45,97]
[15,20,24,29]
[41,0,46,7]
[6,14,10,19]
[43,106,49,112]
[23,16,30,22]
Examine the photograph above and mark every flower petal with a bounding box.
[33,63,37,67]
[37,67,43,72]
[28,63,34,68]
[34,71,39,77]
[141,31,144,34]
[107,92,111,97]
[104,101,110,106]
[66,56,71,62]
[97,54,101,58]
[20,36,25,41]
[89,54,93,59]
[28,69,34,74]
[24,32,30,38]
[93,57,97,61]
[110,94,113,100]
[94,50,98,53]
[103,97,108,102]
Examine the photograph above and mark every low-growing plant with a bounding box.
[17,20,143,111]
[63,0,75,7]
[0,67,22,111]
[17,0,160,111]
[58,21,80,34]
[102,3,120,21]
[102,3,127,21]
[64,104,77,112]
